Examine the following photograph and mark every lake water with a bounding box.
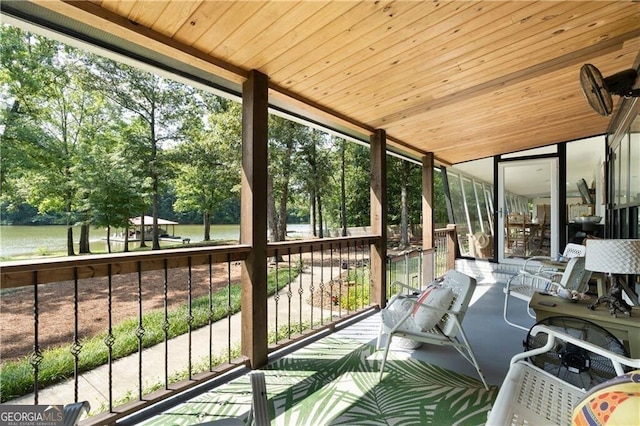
[0,223,312,259]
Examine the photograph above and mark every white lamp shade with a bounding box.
[585,239,640,274]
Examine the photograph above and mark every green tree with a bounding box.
[296,130,335,238]
[268,116,305,242]
[79,140,148,253]
[0,26,106,255]
[84,56,195,250]
[343,143,371,227]
[170,99,241,241]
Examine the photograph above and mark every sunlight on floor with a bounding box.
[469,283,494,307]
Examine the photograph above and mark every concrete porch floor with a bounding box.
[121,277,536,425]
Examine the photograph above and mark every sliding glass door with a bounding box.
[498,158,559,264]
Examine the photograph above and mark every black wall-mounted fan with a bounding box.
[580,64,640,116]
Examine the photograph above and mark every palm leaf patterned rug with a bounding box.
[144,335,498,425]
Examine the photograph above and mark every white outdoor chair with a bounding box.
[63,401,90,426]
[520,242,586,275]
[199,371,269,426]
[486,324,640,426]
[503,256,592,331]
[376,269,489,390]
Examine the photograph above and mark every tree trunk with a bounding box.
[400,161,410,248]
[310,191,317,237]
[267,174,279,243]
[277,183,288,242]
[152,182,160,250]
[79,223,90,254]
[267,175,283,262]
[66,225,75,256]
[204,211,211,241]
[151,113,160,251]
[139,213,147,248]
[124,225,129,252]
[317,194,324,238]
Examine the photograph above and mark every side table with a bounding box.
[530,291,640,358]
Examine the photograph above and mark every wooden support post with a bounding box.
[370,129,387,308]
[241,70,269,369]
[422,153,435,283]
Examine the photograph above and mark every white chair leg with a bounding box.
[455,328,490,390]
[375,323,384,350]
[378,335,393,382]
[250,371,269,426]
[503,278,529,331]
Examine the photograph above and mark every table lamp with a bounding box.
[585,239,640,317]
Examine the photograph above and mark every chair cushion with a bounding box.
[381,307,421,333]
[411,284,454,331]
[572,370,640,426]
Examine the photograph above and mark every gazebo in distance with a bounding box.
[126,216,181,242]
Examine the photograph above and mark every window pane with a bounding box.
[620,135,630,206]
[462,177,481,235]
[631,131,639,205]
[447,171,470,255]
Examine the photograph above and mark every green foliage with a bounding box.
[168,100,242,239]
[1,23,451,245]
[35,247,51,256]
[337,268,371,311]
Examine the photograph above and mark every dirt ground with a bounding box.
[0,263,242,364]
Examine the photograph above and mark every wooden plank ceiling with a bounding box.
[22,1,640,164]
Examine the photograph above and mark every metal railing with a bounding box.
[0,237,378,425]
[0,228,458,425]
[385,226,458,299]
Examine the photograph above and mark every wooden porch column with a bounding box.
[422,153,435,283]
[241,70,269,368]
[370,129,387,308]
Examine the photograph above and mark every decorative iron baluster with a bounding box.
[298,246,303,329]
[357,240,363,308]
[346,241,351,313]
[226,254,232,364]
[287,247,293,339]
[208,255,214,371]
[71,267,82,402]
[163,259,169,388]
[30,271,42,405]
[136,262,145,400]
[366,243,372,305]
[105,265,115,412]
[274,250,280,344]
[319,244,325,325]
[338,242,343,317]
[353,241,359,310]
[362,240,368,307]
[186,257,193,379]
[309,250,314,328]
[329,242,334,319]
